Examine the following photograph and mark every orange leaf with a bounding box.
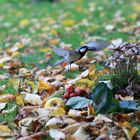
[38,80,54,95]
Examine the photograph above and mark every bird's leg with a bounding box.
[68,63,71,72]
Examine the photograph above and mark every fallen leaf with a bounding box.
[49,129,65,140]
[94,114,112,123]
[87,105,96,116]
[62,123,81,135]
[0,125,13,136]
[73,126,89,140]
[121,121,138,140]
[19,19,30,28]
[76,79,94,88]
[15,94,24,106]
[0,94,15,103]
[0,103,6,111]
[23,93,42,106]
[38,80,54,95]
[46,117,64,129]
[68,109,87,116]
[63,19,75,26]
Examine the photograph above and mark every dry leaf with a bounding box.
[87,105,96,116]
[0,103,6,111]
[76,79,94,88]
[63,19,75,26]
[19,117,37,127]
[15,94,24,106]
[73,126,89,140]
[23,93,42,106]
[49,129,65,140]
[121,121,138,140]
[68,109,87,117]
[46,117,64,129]
[19,19,30,28]
[0,125,13,137]
[0,94,15,103]
[38,80,54,95]
[94,114,112,123]
[62,123,81,135]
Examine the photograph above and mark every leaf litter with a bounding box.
[0,0,140,139]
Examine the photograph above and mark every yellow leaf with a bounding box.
[15,94,24,106]
[0,94,15,103]
[50,29,58,35]
[88,64,96,78]
[27,80,37,92]
[39,48,52,53]
[134,4,140,12]
[11,51,20,58]
[38,80,54,94]
[63,19,75,27]
[0,63,4,68]
[121,121,131,129]
[49,39,60,45]
[19,19,29,27]
[76,79,94,88]
[0,125,12,133]
[121,121,138,140]
[128,13,138,20]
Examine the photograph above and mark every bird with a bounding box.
[53,41,110,71]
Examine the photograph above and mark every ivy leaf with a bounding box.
[90,82,113,114]
[66,96,93,109]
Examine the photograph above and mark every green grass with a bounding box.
[0,0,139,82]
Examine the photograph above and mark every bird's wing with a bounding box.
[53,47,73,57]
[86,42,110,51]
[65,51,81,63]
[54,59,66,65]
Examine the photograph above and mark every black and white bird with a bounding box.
[53,41,110,71]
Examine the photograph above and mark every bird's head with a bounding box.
[78,46,88,55]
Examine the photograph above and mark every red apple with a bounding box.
[75,88,86,96]
[63,93,70,99]
[70,93,77,97]
[66,85,75,93]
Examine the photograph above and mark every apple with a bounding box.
[75,88,86,96]
[63,93,70,99]
[70,93,77,97]
[44,97,65,108]
[66,85,75,93]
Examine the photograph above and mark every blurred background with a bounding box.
[0,0,140,69]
